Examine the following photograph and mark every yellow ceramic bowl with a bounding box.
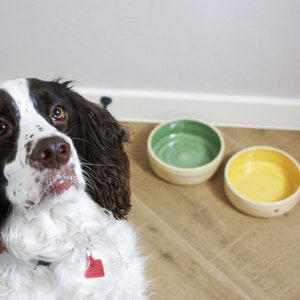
[224,146,300,217]
[147,118,225,185]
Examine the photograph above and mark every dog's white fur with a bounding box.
[0,79,147,299]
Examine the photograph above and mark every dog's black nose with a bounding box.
[30,137,71,169]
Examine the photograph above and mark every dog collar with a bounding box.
[1,244,105,278]
[33,254,105,278]
[34,256,105,278]
[36,260,52,267]
[0,247,52,269]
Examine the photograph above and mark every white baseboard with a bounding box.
[76,87,300,130]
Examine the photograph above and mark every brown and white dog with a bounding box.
[0,78,147,299]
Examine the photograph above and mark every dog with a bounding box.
[0,78,147,299]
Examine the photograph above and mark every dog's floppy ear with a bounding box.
[69,94,131,219]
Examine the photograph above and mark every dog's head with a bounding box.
[0,78,130,239]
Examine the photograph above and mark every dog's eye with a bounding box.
[50,106,68,122]
[0,121,10,137]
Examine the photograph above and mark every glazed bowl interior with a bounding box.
[226,148,300,203]
[150,119,222,169]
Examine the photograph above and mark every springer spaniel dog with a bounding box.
[0,78,147,299]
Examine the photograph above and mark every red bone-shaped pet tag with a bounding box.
[85,255,105,279]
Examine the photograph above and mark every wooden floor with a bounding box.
[126,122,300,300]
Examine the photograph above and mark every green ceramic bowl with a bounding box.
[147,119,225,185]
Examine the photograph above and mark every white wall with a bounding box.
[0,0,299,100]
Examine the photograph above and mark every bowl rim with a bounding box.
[224,145,300,206]
[147,118,225,171]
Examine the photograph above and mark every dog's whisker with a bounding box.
[81,162,115,167]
